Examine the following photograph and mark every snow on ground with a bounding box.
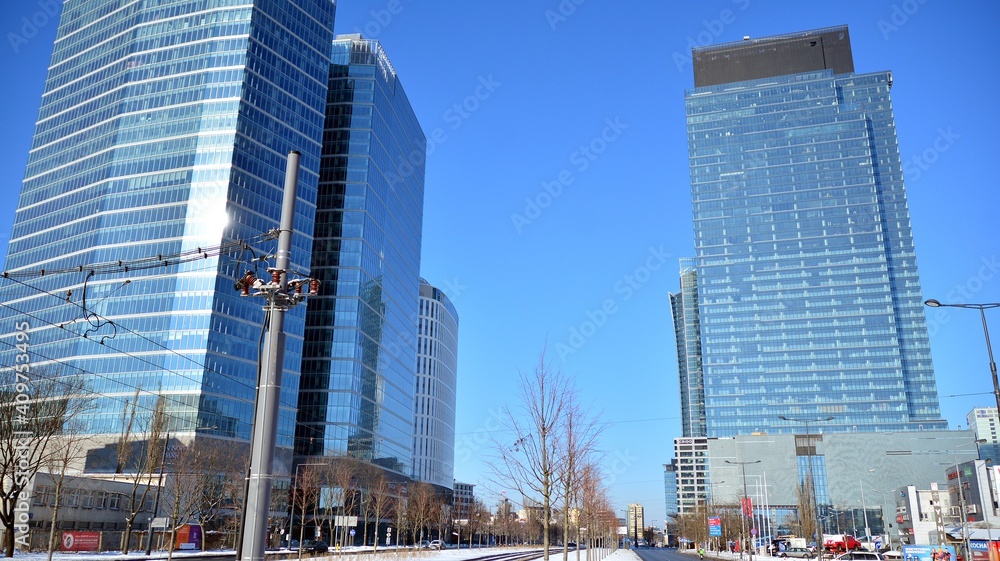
[6,545,617,561]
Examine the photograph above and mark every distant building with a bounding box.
[895,483,954,546]
[966,408,1000,464]
[627,503,644,544]
[667,430,979,546]
[453,481,475,524]
[28,472,156,532]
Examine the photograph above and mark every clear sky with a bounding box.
[1,0,998,527]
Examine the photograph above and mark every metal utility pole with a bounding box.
[238,151,319,561]
[727,460,761,561]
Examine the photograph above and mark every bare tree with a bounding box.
[556,393,602,561]
[117,392,167,554]
[490,350,568,561]
[0,374,87,558]
[466,499,489,548]
[220,450,251,549]
[156,439,238,558]
[291,464,322,555]
[407,481,435,544]
[322,457,359,548]
[43,420,93,561]
[362,467,392,550]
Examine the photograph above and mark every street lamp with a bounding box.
[780,415,834,546]
[924,300,999,413]
[727,460,761,561]
[861,468,875,544]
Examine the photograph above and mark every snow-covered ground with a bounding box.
[6,545,619,561]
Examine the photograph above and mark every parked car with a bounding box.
[834,551,883,561]
[824,534,864,553]
[300,540,329,553]
[780,547,816,559]
[428,540,445,550]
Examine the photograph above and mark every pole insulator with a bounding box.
[271,270,281,284]
[309,279,320,295]
[294,281,303,294]
[237,272,256,296]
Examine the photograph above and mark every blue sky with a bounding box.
[1,0,998,526]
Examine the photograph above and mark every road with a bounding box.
[634,548,770,561]
[634,548,696,561]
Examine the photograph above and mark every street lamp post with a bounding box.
[727,460,761,561]
[861,468,875,544]
[780,415,834,548]
[924,300,999,413]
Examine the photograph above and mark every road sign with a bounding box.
[350,529,356,537]
[751,528,757,536]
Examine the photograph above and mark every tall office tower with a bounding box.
[670,258,706,437]
[673,26,948,437]
[0,0,337,460]
[295,35,426,477]
[411,279,459,489]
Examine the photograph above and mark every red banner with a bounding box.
[741,497,753,516]
[61,531,100,552]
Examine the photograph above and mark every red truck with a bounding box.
[823,534,862,553]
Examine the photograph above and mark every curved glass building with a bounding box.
[411,279,458,490]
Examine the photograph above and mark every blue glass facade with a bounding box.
[675,26,947,437]
[295,36,425,477]
[412,279,459,489]
[0,0,337,460]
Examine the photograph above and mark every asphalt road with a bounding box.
[634,548,699,561]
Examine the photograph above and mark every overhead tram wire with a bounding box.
[0,301,335,445]
[0,233,272,279]
[0,277,261,396]
[0,274,260,394]
[0,231,297,396]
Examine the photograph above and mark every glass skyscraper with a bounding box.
[411,278,459,490]
[295,35,425,478]
[0,0,337,465]
[671,26,948,437]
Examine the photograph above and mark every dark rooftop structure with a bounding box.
[692,25,855,87]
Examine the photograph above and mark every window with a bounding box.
[66,489,79,508]
[33,486,50,506]
[96,491,108,509]
[108,493,120,511]
[80,491,94,509]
